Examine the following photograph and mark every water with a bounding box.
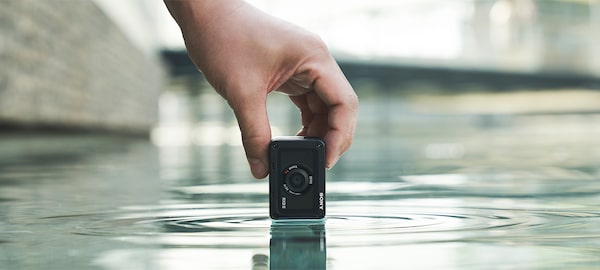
[1,93,600,269]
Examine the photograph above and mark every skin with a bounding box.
[164,0,358,179]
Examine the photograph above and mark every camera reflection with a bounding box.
[253,222,326,270]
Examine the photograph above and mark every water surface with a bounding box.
[1,94,600,269]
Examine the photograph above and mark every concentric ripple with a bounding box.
[63,180,600,249]
[66,201,600,248]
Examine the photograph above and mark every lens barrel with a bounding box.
[284,166,310,194]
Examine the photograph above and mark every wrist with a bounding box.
[164,0,246,34]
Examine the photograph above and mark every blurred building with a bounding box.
[0,0,164,133]
[1,0,599,135]
[246,0,600,76]
[162,0,600,93]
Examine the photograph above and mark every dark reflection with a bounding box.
[266,221,326,270]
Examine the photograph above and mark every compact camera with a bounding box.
[269,137,326,219]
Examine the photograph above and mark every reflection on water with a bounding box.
[1,93,600,269]
[269,222,326,270]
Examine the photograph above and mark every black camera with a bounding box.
[269,137,325,219]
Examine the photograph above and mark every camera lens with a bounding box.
[285,167,310,194]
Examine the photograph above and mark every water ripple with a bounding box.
[65,203,600,248]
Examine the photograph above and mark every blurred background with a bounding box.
[2,1,600,269]
[1,0,599,138]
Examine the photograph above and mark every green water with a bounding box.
[1,94,600,269]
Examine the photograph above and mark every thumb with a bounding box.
[228,93,271,179]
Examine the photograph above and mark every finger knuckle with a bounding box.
[303,32,328,53]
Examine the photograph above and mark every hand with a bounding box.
[165,0,358,178]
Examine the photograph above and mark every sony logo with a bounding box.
[319,192,324,210]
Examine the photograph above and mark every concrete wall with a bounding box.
[0,0,164,133]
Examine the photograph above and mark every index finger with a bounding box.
[309,57,359,168]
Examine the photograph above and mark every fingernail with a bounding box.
[326,157,340,170]
[248,158,267,179]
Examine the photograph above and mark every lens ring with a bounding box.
[284,166,310,194]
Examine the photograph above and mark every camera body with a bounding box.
[269,137,325,219]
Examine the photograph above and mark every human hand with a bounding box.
[165,0,358,178]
